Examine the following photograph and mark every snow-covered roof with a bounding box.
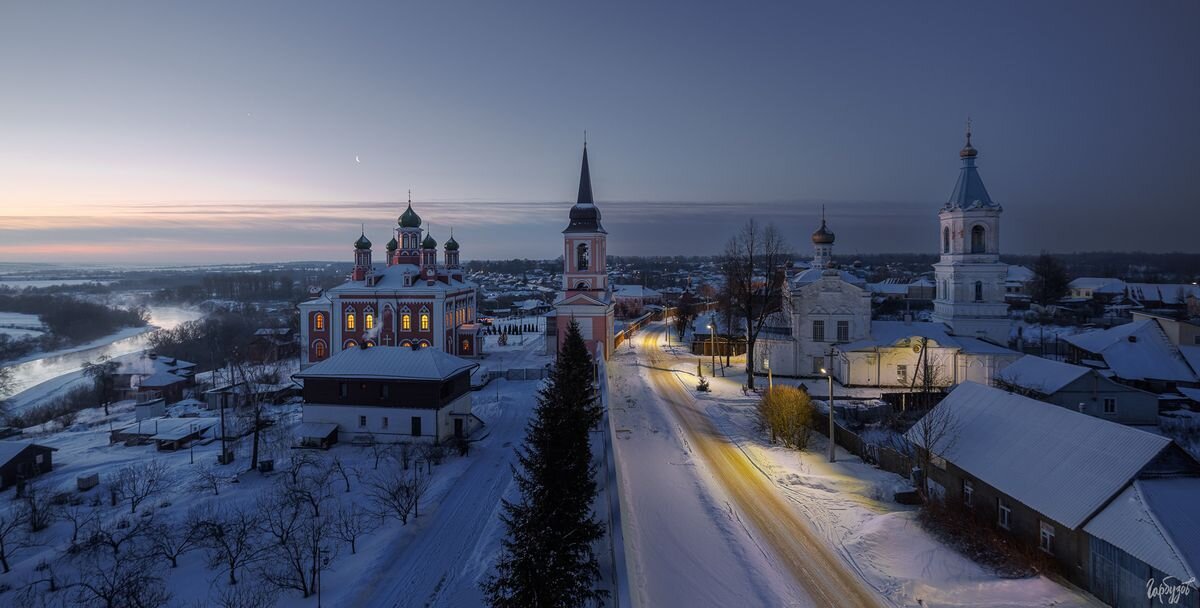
[1178,386,1200,404]
[294,345,477,381]
[0,440,54,465]
[1005,265,1035,283]
[115,353,197,376]
[297,422,339,438]
[137,371,189,388]
[839,321,1016,356]
[1182,346,1200,375]
[1126,283,1200,305]
[613,284,662,298]
[1064,319,1197,383]
[995,355,1090,395]
[326,263,476,294]
[1069,277,1126,294]
[908,277,935,287]
[1084,478,1200,584]
[906,382,1171,529]
[867,282,908,295]
[792,266,866,288]
[149,418,218,441]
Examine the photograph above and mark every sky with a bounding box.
[1,1,1197,264]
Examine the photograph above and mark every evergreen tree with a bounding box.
[483,321,607,608]
[1030,251,1071,306]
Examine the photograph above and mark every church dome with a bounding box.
[960,142,978,159]
[811,220,835,245]
[444,234,459,251]
[386,237,398,251]
[421,233,437,249]
[354,233,372,250]
[398,204,422,228]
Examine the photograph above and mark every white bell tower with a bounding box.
[931,124,1010,345]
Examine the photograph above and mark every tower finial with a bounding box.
[408,189,412,205]
[965,115,972,146]
[821,204,826,225]
[361,223,365,236]
[583,129,587,148]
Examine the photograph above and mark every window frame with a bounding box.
[1039,521,1055,554]
[998,498,1012,530]
[836,320,849,343]
[1103,398,1117,414]
[812,319,825,343]
[962,479,974,507]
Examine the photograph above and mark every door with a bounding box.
[411,416,422,437]
[454,418,464,438]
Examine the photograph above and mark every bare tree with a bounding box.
[330,455,356,493]
[256,490,323,597]
[147,517,204,568]
[70,541,171,608]
[194,464,228,496]
[212,581,280,608]
[195,505,266,585]
[0,506,29,573]
[286,450,320,485]
[906,402,961,499]
[233,357,284,473]
[0,366,13,421]
[397,442,414,470]
[366,468,431,525]
[332,502,377,555]
[113,459,174,514]
[19,482,58,533]
[720,219,791,389]
[80,514,155,557]
[62,502,100,549]
[81,355,120,416]
[364,433,394,470]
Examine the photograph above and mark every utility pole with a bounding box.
[822,366,835,463]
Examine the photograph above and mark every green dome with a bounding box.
[421,233,437,249]
[398,203,421,228]
[444,234,459,251]
[386,237,398,251]
[354,233,372,250]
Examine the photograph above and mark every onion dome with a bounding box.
[444,233,459,251]
[811,219,835,245]
[354,232,372,250]
[398,202,421,228]
[386,237,398,251]
[421,233,437,249]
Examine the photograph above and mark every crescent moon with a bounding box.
[355,155,361,163]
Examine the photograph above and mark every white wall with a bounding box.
[304,392,471,444]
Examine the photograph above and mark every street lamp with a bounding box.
[707,323,716,376]
[764,357,772,391]
[820,367,835,463]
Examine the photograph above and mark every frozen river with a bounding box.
[0,305,204,403]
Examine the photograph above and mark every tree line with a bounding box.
[0,295,147,357]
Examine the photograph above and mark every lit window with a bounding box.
[998,499,1011,530]
[314,313,325,331]
[402,314,411,331]
[346,313,356,331]
[420,314,430,331]
[365,314,374,330]
[314,341,326,359]
[462,339,471,352]
[1039,521,1054,553]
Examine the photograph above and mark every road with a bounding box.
[635,324,885,608]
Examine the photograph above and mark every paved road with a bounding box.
[637,325,885,608]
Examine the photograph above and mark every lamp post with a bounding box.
[820,367,835,463]
[707,323,716,376]
[765,357,772,391]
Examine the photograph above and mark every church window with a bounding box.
[970,225,986,254]
[812,320,825,342]
[576,281,589,290]
[402,314,411,331]
[420,314,430,331]
[462,339,471,353]
[365,313,374,330]
[313,341,326,359]
[942,227,950,254]
[836,320,849,342]
[576,242,590,271]
[314,313,325,331]
[345,312,356,331]
[974,281,983,302]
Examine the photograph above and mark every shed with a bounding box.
[0,441,57,490]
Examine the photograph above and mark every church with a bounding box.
[756,128,1020,387]
[298,197,482,369]
[550,143,616,360]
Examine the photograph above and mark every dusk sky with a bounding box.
[1,1,1197,264]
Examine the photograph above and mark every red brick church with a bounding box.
[299,197,482,368]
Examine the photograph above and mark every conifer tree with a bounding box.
[484,321,607,608]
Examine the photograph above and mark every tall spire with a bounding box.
[947,121,997,210]
[577,142,594,205]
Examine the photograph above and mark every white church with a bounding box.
[756,128,1021,388]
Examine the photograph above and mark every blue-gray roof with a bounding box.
[945,155,1000,211]
[295,345,477,381]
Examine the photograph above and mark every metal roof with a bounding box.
[294,345,477,381]
[995,355,1090,395]
[1064,319,1197,383]
[1084,479,1200,584]
[906,382,1171,529]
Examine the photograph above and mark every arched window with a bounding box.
[365,313,374,330]
[576,281,589,290]
[345,311,356,331]
[344,339,357,349]
[974,281,983,302]
[420,313,430,331]
[971,225,986,254]
[402,314,412,331]
[313,340,326,359]
[576,242,590,271]
[461,339,471,353]
[942,227,950,254]
[314,313,325,331]
[383,307,393,332]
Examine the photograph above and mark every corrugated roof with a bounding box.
[1084,479,1200,584]
[906,382,1170,529]
[1065,320,1196,383]
[995,355,1090,395]
[294,345,477,381]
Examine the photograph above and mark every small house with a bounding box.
[995,355,1160,426]
[0,441,57,490]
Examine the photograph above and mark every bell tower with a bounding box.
[931,123,1010,344]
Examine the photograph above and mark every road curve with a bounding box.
[639,325,885,608]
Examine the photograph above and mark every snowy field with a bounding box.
[0,376,551,608]
[610,322,1102,608]
[0,312,46,340]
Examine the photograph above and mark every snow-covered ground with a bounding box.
[612,322,1102,608]
[0,312,46,340]
[0,377,546,608]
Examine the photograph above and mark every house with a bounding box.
[114,353,197,404]
[1068,277,1126,301]
[135,371,192,403]
[613,284,663,317]
[995,355,1160,426]
[906,382,1200,599]
[832,321,1020,388]
[1064,316,1198,393]
[110,417,219,450]
[1004,265,1035,300]
[294,343,478,444]
[247,327,299,363]
[0,441,56,490]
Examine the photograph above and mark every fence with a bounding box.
[811,412,914,479]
